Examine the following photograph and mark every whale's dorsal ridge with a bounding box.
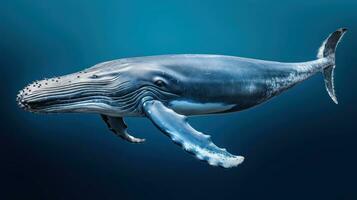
[101,115,145,143]
[142,100,244,168]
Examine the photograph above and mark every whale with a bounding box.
[17,28,346,168]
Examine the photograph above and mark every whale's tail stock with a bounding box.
[317,28,347,104]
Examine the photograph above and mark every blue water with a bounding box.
[1,0,356,199]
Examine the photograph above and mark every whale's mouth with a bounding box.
[17,91,113,113]
[16,70,131,114]
[17,87,119,114]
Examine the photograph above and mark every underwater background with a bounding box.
[1,0,356,199]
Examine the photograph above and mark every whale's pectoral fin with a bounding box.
[101,115,145,143]
[142,100,244,168]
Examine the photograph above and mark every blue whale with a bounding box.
[17,28,347,168]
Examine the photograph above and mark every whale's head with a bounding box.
[17,60,182,116]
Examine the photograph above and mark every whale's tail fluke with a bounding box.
[317,28,347,104]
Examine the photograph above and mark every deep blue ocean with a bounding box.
[1,0,356,199]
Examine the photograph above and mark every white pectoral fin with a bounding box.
[142,100,244,168]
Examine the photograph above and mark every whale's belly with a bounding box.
[168,100,236,116]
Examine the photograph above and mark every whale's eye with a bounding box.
[154,79,165,87]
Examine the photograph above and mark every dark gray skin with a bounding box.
[17,28,346,168]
